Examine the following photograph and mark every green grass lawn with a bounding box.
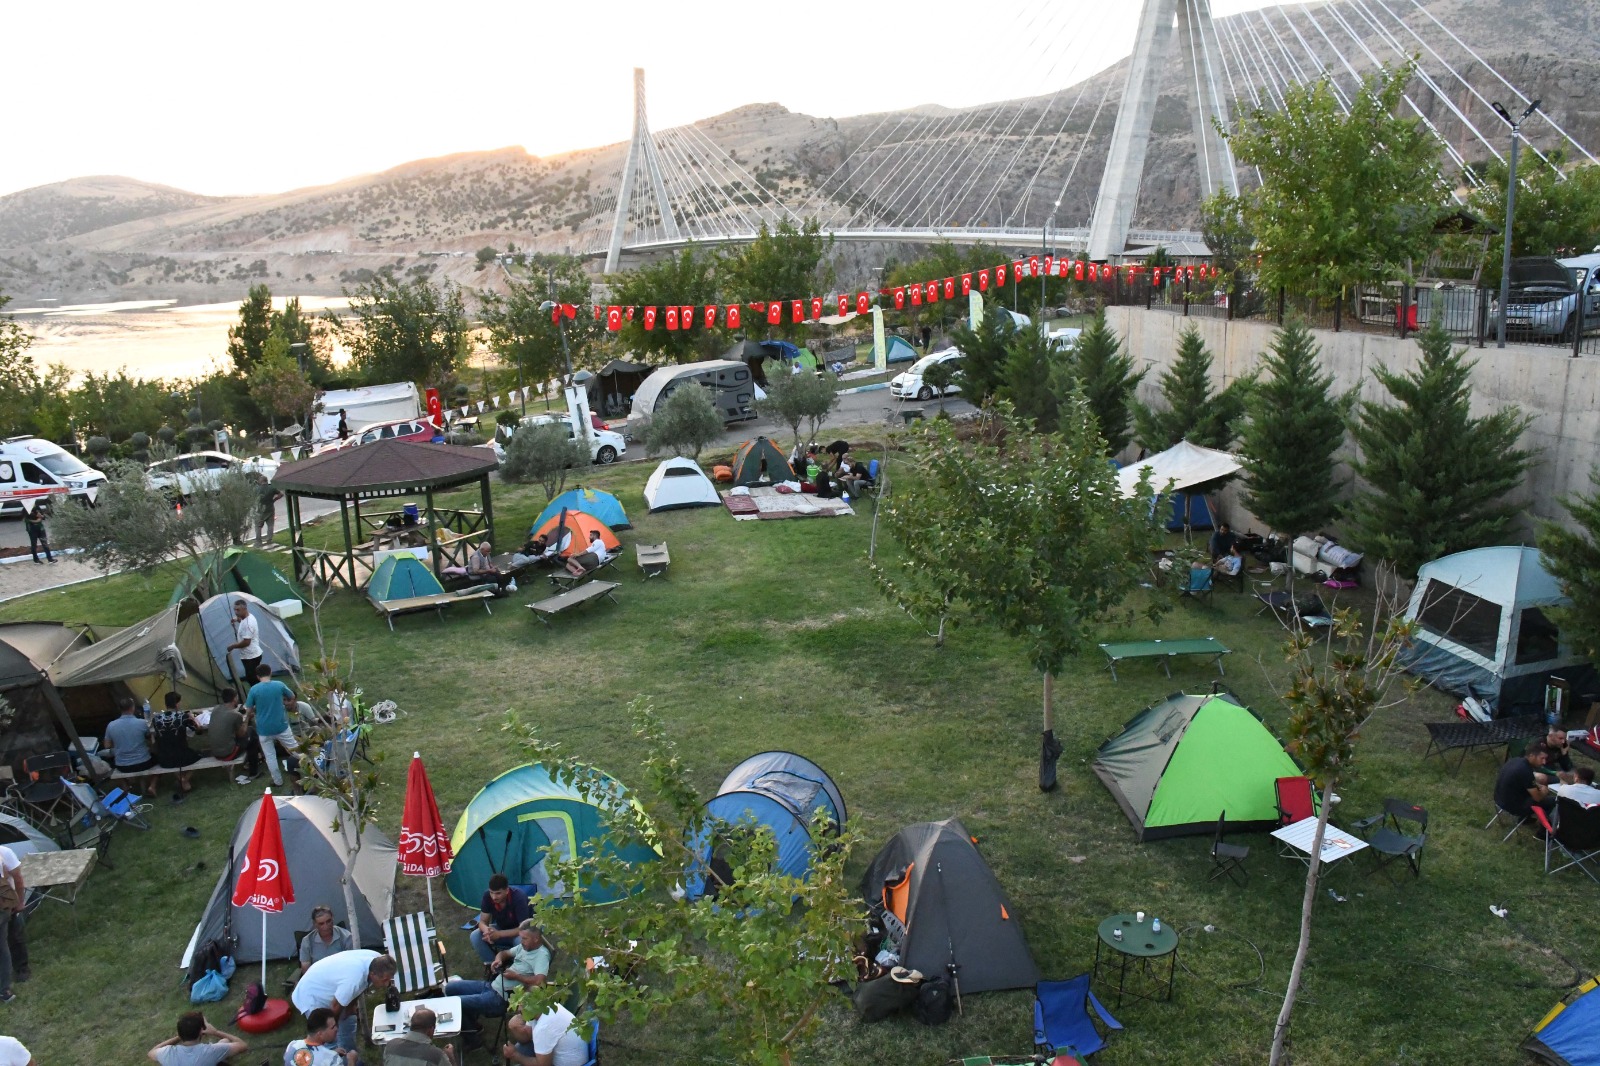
[2,439,1594,1065]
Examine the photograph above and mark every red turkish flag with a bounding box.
[1028,256,1041,277]
[909,284,922,306]
[564,304,578,320]
[941,277,955,300]
[1198,264,1209,280]
[766,301,782,325]
[837,293,850,316]
[399,754,452,880]
[1012,260,1026,281]
[605,306,622,331]
[1185,265,1194,281]
[1151,269,1163,288]
[1089,264,1101,281]
[1043,256,1054,277]
[751,301,767,313]
[978,269,990,291]
[925,281,939,304]
[791,300,804,323]
[665,306,680,330]
[680,306,695,329]
[592,305,601,321]
[996,264,1008,287]
[704,304,718,328]
[1074,261,1085,281]
[233,790,294,913]
[893,287,906,310]
[643,307,657,330]
[856,291,871,315]
[625,306,636,321]
[811,296,824,320]
[726,305,741,329]
[960,273,972,295]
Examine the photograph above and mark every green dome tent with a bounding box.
[367,555,445,601]
[729,436,791,486]
[1093,692,1302,841]
[170,548,304,607]
[446,764,658,907]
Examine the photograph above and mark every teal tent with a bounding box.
[367,555,444,602]
[885,336,919,363]
[446,764,658,907]
[170,548,305,607]
[534,487,631,532]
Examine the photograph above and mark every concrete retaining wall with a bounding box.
[1105,306,1600,536]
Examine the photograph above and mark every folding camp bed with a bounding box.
[1097,637,1230,681]
[547,556,621,592]
[527,581,621,626]
[370,586,496,631]
[636,542,670,580]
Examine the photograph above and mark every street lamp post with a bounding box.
[1041,199,1060,321]
[1492,99,1540,349]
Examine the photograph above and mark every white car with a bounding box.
[146,451,279,498]
[890,348,964,401]
[515,415,626,465]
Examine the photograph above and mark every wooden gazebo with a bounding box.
[273,440,500,590]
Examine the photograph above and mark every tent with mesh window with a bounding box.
[1399,547,1596,718]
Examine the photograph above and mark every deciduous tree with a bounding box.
[333,274,470,392]
[611,248,724,365]
[643,385,722,459]
[720,220,833,342]
[754,372,836,453]
[498,421,588,502]
[480,255,598,393]
[1469,153,1600,271]
[248,330,318,433]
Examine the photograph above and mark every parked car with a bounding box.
[515,414,627,465]
[1496,255,1600,340]
[890,348,964,401]
[146,451,279,499]
[313,417,440,455]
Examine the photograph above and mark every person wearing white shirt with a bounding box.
[0,1035,32,1066]
[501,1004,587,1066]
[0,846,26,1003]
[291,950,397,1059]
[225,599,264,689]
[563,532,612,577]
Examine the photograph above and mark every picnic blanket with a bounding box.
[722,486,855,521]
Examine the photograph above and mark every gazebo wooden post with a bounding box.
[352,495,363,538]
[339,496,356,589]
[479,473,495,546]
[424,486,441,580]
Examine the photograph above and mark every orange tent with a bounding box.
[530,509,621,558]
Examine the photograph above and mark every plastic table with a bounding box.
[370,995,463,1045]
[20,848,95,917]
[1092,913,1178,1006]
[1270,820,1370,867]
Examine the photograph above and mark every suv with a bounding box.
[515,414,626,465]
[1498,255,1600,340]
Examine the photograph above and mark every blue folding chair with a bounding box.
[1178,567,1214,603]
[1034,974,1122,1059]
[580,1018,600,1066]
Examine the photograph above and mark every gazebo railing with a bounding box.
[357,506,489,537]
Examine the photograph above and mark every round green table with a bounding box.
[1092,913,1179,1005]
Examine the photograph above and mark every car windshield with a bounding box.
[35,451,91,477]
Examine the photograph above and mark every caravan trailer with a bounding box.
[629,360,756,425]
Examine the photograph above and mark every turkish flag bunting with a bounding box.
[960,273,972,295]
[1029,256,1041,277]
[811,296,824,320]
[1185,265,1194,281]
[626,306,635,321]
[605,306,622,331]
[767,302,783,325]
[909,284,922,306]
[856,292,871,315]
[233,790,294,913]
[996,264,1008,287]
[978,269,990,291]
[791,300,804,323]
[1074,261,1085,281]
[726,306,741,329]
[1152,270,1162,287]
[1198,264,1208,279]
[665,307,679,330]
[941,277,955,300]
[893,287,906,310]
[1043,256,1054,277]
[1012,260,1026,281]
[680,306,695,329]
[564,303,577,320]
[1089,264,1100,281]
[837,294,850,316]
[751,301,767,312]
[704,305,718,328]
[593,305,601,320]
[925,281,939,304]
[644,307,657,330]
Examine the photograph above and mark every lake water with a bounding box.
[8,296,353,383]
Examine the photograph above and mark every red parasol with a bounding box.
[233,788,295,984]
[399,752,453,912]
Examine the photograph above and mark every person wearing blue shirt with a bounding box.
[244,663,301,789]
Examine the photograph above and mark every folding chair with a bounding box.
[1353,798,1428,880]
[10,752,75,842]
[1208,811,1249,885]
[1536,798,1600,883]
[62,780,152,868]
[382,912,446,996]
[1178,567,1213,603]
[1486,803,1529,842]
[1275,776,1316,827]
[1033,974,1122,1059]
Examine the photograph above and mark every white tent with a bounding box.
[1117,440,1242,498]
[644,457,722,512]
[313,382,421,439]
[197,592,300,684]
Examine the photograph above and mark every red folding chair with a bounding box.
[1275,776,1315,827]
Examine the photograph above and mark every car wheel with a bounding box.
[596,446,618,465]
[917,386,933,401]
[1558,315,1576,343]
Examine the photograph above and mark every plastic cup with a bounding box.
[1135,911,1146,923]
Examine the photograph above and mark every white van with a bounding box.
[0,437,108,516]
[890,348,964,401]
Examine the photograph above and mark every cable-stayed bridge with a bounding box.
[589,0,1592,272]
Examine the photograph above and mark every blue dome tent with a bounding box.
[686,752,846,900]
[533,487,631,532]
[446,764,657,907]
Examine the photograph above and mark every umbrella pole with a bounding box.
[261,910,268,987]
[426,875,434,916]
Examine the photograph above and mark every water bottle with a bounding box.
[142,698,151,717]
[1152,918,1161,933]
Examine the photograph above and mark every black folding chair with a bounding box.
[1208,811,1249,885]
[10,752,75,843]
[1354,798,1428,880]
[1538,798,1600,883]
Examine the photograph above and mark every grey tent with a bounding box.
[49,602,246,714]
[182,794,397,966]
[0,624,95,772]
[861,819,1039,995]
[588,358,654,417]
[197,593,300,687]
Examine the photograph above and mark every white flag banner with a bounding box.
[84,486,98,505]
[271,450,283,461]
[21,496,38,515]
[519,386,531,399]
[476,400,487,413]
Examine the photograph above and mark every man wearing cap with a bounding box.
[443,921,550,1030]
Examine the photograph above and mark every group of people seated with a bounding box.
[1207,522,1245,578]
[787,441,876,500]
[1494,727,1600,829]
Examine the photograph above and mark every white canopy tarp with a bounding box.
[1118,440,1242,498]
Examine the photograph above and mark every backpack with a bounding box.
[236,980,267,1018]
[913,973,953,1026]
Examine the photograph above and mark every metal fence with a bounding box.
[1102,275,1600,357]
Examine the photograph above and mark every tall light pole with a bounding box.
[1493,99,1540,349]
[1041,199,1060,321]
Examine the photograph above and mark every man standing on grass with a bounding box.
[147,1010,248,1064]
[226,599,263,688]
[291,952,397,1061]
[245,663,301,790]
[0,845,26,1004]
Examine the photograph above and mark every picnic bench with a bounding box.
[109,753,244,785]
[1099,637,1231,681]
[371,586,496,631]
[527,581,620,626]
[1422,713,1545,774]
[636,542,670,580]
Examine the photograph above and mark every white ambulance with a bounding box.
[0,437,109,516]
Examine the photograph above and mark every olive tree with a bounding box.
[644,386,723,459]
[499,422,588,502]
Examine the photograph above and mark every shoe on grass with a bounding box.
[0,990,15,1003]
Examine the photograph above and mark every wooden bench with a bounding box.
[1098,637,1231,681]
[109,753,245,784]
[636,542,670,580]
[527,581,620,626]
[370,587,496,631]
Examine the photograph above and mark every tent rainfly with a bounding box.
[170,549,305,607]
[181,795,397,965]
[1093,691,1303,840]
[1400,546,1597,717]
[1525,975,1600,1066]
[535,487,631,532]
[643,458,721,512]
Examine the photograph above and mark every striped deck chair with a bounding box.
[383,912,445,996]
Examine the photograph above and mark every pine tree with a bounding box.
[1345,320,1536,578]
[997,325,1062,432]
[1052,311,1145,456]
[1132,325,1250,451]
[1538,471,1600,663]
[1239,320,1348,536]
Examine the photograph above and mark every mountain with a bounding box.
[1,0,1595,305]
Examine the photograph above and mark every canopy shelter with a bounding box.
[1116,439,1242,536]
[170,548,304,608]
[1093,692,1302,840]
[587,359,654,418]
[535,487,631,532]
[1400,546,1597,717]
[0,624,95,773]
[272,439,499,592]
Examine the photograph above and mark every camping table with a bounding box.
[1092,913,1178,1007]
[20,848,95,917]
[1098,638,1230,681]
[1270,820,1369,868]
[1421,713,1545,774]
[370,995,462,1045]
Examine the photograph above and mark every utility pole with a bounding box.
[1492,99,1540,349]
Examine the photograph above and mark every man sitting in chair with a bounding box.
[443,921,550,1031]
[563,532,613,577]
[501,1004,588,1066]
[470,875,530,964]
[1495,743,1555,829]
[298,905,353,980]
[381,1005,455,1066]
[1215,543,1244,580]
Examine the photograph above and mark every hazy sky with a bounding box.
[1,0,1280,199]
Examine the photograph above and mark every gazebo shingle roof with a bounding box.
[273,439,499,497]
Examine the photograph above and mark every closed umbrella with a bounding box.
[232,788,295,987]
[399,752,453,913]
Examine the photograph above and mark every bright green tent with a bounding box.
[445,764,658,907]
[367,555,443,601]
[170,548,305,607]
[1092,692,1302,840]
